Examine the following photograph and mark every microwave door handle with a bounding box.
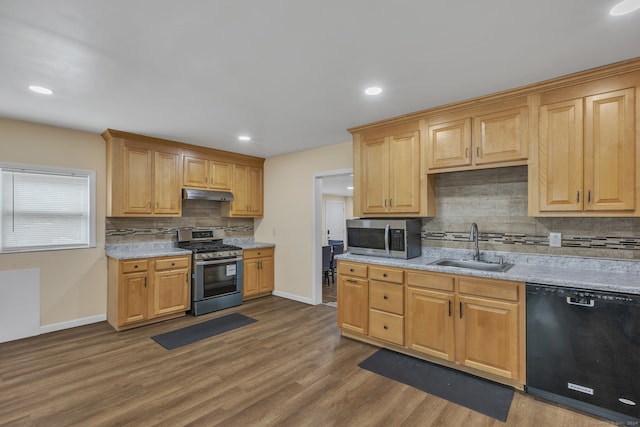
[385,224,390,255]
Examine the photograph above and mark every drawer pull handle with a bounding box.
[134,265,138,269]
[383,273,387,278]
[171,263,175,266]
[383,295,388,300]
[349,268,354,272]
[346,279,357,283]
[383,325,388,330]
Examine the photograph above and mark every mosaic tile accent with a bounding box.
[423,231,640,251]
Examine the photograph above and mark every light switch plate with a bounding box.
[549,232,562,247]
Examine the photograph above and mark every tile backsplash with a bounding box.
[422,166,640,260]
[105,199,253,244]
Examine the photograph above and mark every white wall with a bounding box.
[0,118,107,330]
[254,141,352,303]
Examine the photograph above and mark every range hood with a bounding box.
[182,188,234,201]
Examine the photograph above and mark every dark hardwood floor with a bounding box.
[0,296,602,426]
[322,280,337,304]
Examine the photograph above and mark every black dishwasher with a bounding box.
[526,283,640,422]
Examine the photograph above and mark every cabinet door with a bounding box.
[360,136,390,214]
[538,98,584,212]
[119,272,148,325]
[389,131,420,213]
[151,268,190,317]
[247,166,263,215]
[474,107,528,166]
[584,88,636,211]
[209,161,232,191]
[183,156,208,188]
[154,151,182,215]
[243,258,260,297]
[337,275,369,335]
[406,287,455,361]
[427,118,472,169]
[258,256,274,293]
[456,295,520,380]
[230,164,250,215]
[123,145,153,214]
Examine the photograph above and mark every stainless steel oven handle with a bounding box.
[195,257,242,266]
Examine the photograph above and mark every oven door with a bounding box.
[194,257,243,301]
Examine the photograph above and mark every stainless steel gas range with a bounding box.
[177,229,243,316]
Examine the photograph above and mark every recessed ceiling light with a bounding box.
[238,135,251,142]
[28,85,53,95]
[610,0,640,15]
[364,86,383,96]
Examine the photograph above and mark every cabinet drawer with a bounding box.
[338,261,367,278]
[369,266,404,284]
[406,270,454,292]
[121,260,148,273]
[154,257,190,271]
[458,277,520,302]
[369,309,404,346]
[370,281,404,315]
[243,247,274,260]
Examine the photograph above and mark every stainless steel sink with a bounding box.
[429,258,514,273]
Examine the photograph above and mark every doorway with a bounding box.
[312,169,353,305]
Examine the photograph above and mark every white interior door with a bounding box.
[325,200,345,244]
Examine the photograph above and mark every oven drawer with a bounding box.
[155,256,190,271]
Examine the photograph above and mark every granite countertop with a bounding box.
[105,242,192,260]
[336,248,640,295]
[223,238,275,250]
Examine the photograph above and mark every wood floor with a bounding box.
[0,296,603,427]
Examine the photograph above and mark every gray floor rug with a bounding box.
[359,348,514,422]
[151,313,257,350]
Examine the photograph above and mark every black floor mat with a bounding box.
[151,313,257,350]
[359,348,514,422]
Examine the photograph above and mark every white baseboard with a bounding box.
[40,313,107,335]
[271,290,314,305]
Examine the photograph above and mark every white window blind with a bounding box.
[0,164,96,253]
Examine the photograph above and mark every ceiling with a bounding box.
[1,1,639,159]
[322,174,353,197]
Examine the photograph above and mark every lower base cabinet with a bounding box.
[243,247,275,299]
[337,260,526,387]
[107,255,191,331]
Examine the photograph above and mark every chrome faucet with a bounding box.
[469,222,480,261]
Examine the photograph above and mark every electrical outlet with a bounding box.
[549,232,562,247]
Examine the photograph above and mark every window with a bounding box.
[0,163,96,253]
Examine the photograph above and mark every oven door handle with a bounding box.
[196,257,242,266]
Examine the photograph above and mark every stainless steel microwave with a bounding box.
[346,218,422,259]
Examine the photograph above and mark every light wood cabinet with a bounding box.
[368,266,405,345]
[107,255,191,331]
[243,247,274,299]
[104,132,182,217]
[531,83,638,216]
[222,164,264,217]
[336,261,369,335]
[183,155,232,191]
[352,121,435,217]
[425,98,529,173]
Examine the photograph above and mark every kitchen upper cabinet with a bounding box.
[425,97,529,173]
[222,164,263,217]
[183,154,232,191]
[107,255,191,331]
[352,121,435,217]
[530,80,639,216]
[104,131,182,217]
[337,261,369,335]
[243,247,274,299]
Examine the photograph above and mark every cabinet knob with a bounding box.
[172,262,175,266]
[383,325,388,330]
[134,265,138,269]
[383,295,388,300]
[349,268,354,272]
[383,273,387,278]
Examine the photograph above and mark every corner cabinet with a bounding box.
[243,247,274,299]
[337,260,526,388]
[351,121,435,217]
[107,255,191,331]
[222,164,264,217]
[529,75,640,216]
[103,130,182,217]
[425,97,529,173]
